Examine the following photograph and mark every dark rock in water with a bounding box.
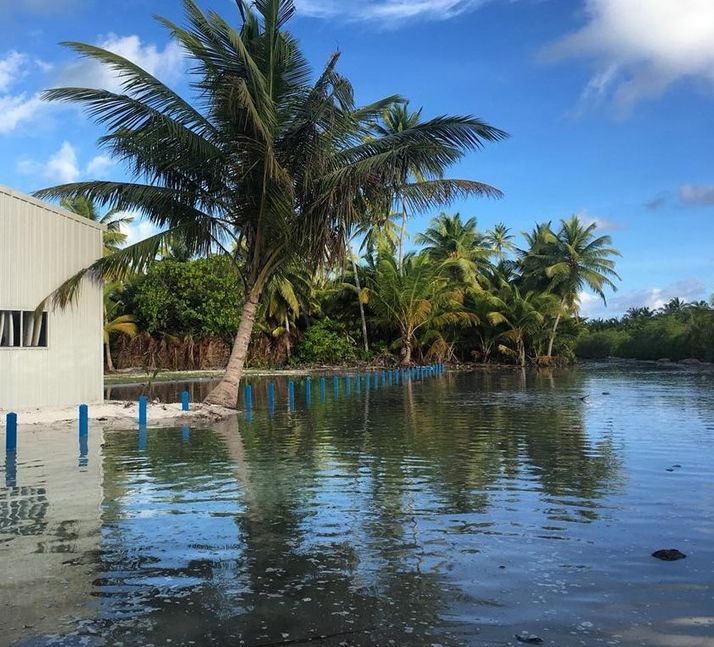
[515,632,544,644]
[652,549,686,561]
[601,391,610,395]
[672,464,682,468]
[666,468,674,472]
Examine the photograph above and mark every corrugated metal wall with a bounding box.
[0,185,104,409]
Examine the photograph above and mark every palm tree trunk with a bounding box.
[546,297,567,357]
[350,252,369,353]
[398,201,408,271]
[518,337,526,367]
[401,336,412,365]
[204,290,261,408]
[105,340,115,372]
[284,314,292,359]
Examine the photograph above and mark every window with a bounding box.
[0,310,48,348]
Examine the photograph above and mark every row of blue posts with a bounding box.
[242,363,446,416]
[4,389,195,472]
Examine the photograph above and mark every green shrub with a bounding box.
[576,330,631,359]
[292,318,358,365]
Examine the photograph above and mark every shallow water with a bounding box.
[2,367,714,646]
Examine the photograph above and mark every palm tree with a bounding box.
[103,283,138,371]
[36,0,507,408]
[371,104,503,272]
[366,249,477,364]
[488,283,557,367]
[415,212,490,285]
[542,216,621,357]
[60,195,134,255]
[484,222,515,260]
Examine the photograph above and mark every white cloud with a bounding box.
[58,34,184,92]
[0,51,27,92]
[86,154,114,176]
[544,0,714,114]
[295,0,491,22]
[580,278,707,318]
[44,141,80,183]
[0,92,45,134]
[679,182,714,206]
[17,142,117,184]
[120,217,160,247]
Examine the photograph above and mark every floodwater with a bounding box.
[2,366,714,647]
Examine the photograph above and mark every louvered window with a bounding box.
[0,310,48,348]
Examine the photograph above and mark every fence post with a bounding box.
[6,412,17,453]
[181,391,190,411]
[138,396,148,427]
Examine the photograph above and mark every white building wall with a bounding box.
[0,185,104,409]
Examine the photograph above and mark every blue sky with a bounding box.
[1,0,713,317]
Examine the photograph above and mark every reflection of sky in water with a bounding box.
[3,366,714,646]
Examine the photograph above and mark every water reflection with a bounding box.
[3,368,714,646]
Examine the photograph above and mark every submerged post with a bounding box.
[305,378,313,407]
[244,384,253,410]
[181,391,190,411]
[138,396,148,427]
[333,375,339,397]
[6,412,17,453]
[79,404,89,438]
[288,380,295,411]
[319,377,327,402]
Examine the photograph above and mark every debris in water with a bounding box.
[652,549,686,561]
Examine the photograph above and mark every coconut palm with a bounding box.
[36,0,506,407]
[488,283,557,367]
[103,283,138,371]
[415,212,490,286]
[60,195,134,255]
[484,222,515,260]
[366,249,477,364]
[542,216,620,356]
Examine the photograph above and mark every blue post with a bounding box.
[333,375,339,397]
[79,404,88,437]
[5,451,16,488]
[138,425,147,452]
[181,391,190,411]
[305,378,312,408]
[138,396,147,427]
[320,377,327,402]
[6,412,17,453]
[182,424,190,443]
[244,384,253,411]
[288,380,295,411]
[355,374,361,394]
[344,375,351,395]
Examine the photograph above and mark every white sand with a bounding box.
[2,400,237,428]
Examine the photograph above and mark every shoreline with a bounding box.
[3,400,238,429]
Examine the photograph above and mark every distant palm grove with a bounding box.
[35,0,712,407]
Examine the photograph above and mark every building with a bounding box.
[0,185,104,409]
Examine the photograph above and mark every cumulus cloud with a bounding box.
[544,0,714,114]
[0,51,48,134]
[58,34,184,91]
[294,0,491,22]
[18,141,115,184]
[580,278,707,318]
[0,51,27,92]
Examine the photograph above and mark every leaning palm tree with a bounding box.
[60,195,134,255]
[542,216,620,356]
[36,0,507,408]
[103,283,138,371]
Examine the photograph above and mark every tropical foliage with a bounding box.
[36,0,507,407]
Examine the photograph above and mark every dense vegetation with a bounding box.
[103,211,619,369]
[577,301,714,362]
